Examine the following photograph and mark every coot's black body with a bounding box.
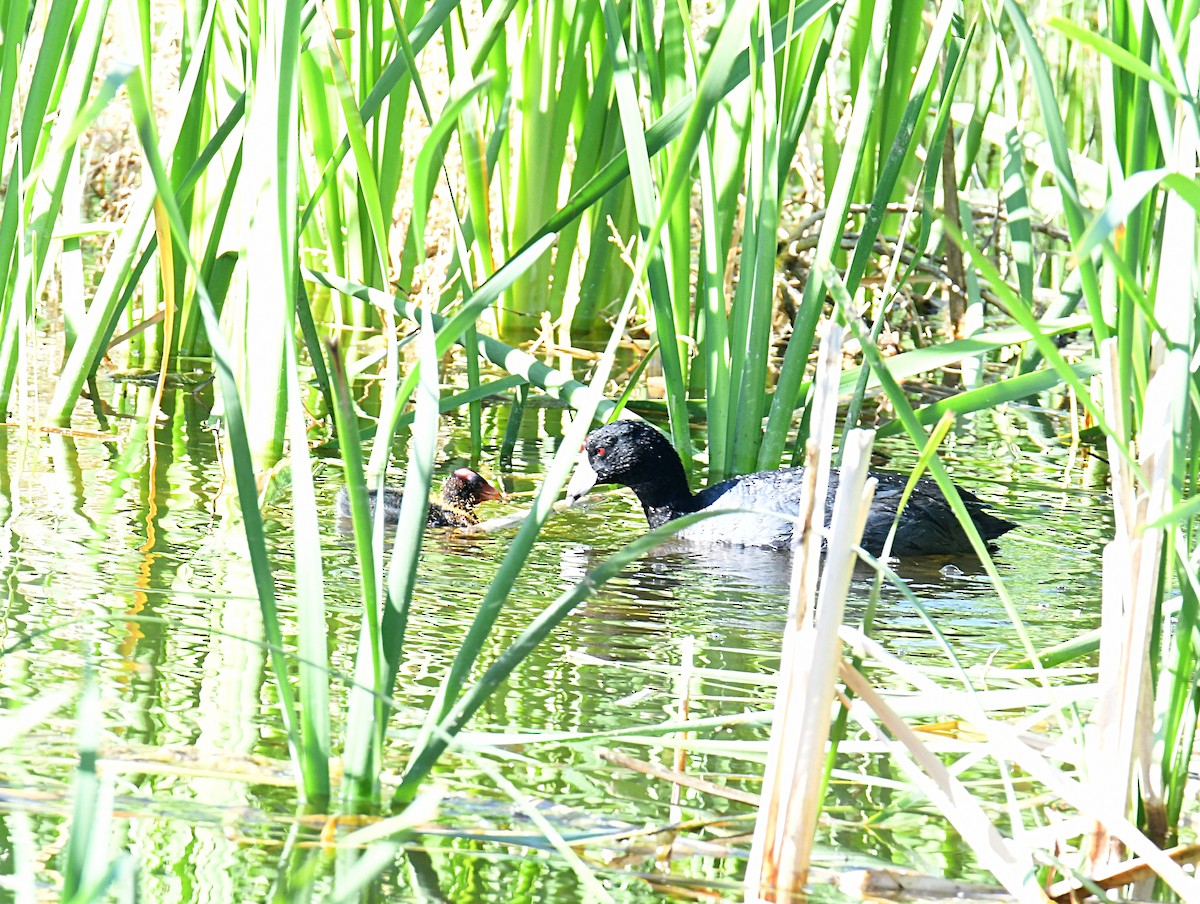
[565,421,1014,557]
[336,468,501,528]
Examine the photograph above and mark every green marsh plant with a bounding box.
[8,0,1200,896]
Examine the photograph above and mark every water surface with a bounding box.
[0,382,1109,901]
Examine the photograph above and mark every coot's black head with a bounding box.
[585,421,676,485]
[566,420,691,510]
[442,468,503,510]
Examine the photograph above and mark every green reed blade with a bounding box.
[759,0,891,469]
[341,306,442,807]
[996,41,1035,316]
[437,0,834,347]
[499,382,529,469]
[397,76,492,298]
[299,51,347,278]
[453,245,484,462]
[1162,551,1199,829]
[18,0,79,174]
[375,1,423,266]
[285,331,332,804]
[600,0,690,465]
[1003,0,1106,342]
[326,341,385,803]
[874,361,1102,439]
[311,270,619,421]
[0,0,27,181]
[874,0,926,189]
[1008,630,1101,670]
[0,0,111,416]
[1077,170,1200,261]
[944,222,1138,478]
[395,284,645,806]
[775,1,838,189]
[611,342,660,421]
[500,0,573,333]
[298,0,459,236]
[1141,0,1200,142]
[1049,16,1178,96]
[452,34,497,286]
[547,0,609,329]
[321,16,391,282]
[726,3,780,477]
[696,130,732,480]
[840,5,966,450]
[382,303,442,695]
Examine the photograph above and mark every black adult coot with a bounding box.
[564,421,1014,557]
[336,468,502,528]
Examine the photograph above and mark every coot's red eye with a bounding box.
[596,447,606,457]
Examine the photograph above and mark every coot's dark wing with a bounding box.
[859,472,1013,556]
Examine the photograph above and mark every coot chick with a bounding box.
[336,468,502,528]
[565,421,1014,557]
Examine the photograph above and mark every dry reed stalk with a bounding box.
[668,636,696,828]
[1047,843,1200,898]
[838,662,1050,903]
[745,326,878,900]
[1088,335,1178,869]
[839,627,1200,900]
[598,749,762,807]
[744,327,841,897]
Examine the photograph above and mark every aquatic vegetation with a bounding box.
[0,0,1194,900]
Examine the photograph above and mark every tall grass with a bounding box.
[1010,0,1199,862]
[4,0,1199,897]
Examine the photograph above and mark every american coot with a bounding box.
[336,468,502,528]
[565,421,1014,557]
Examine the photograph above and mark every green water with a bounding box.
[0,379,1108,902]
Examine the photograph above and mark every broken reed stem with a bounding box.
[775,430,876,892]
[746,326,841,896]
[745,455,821,895]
